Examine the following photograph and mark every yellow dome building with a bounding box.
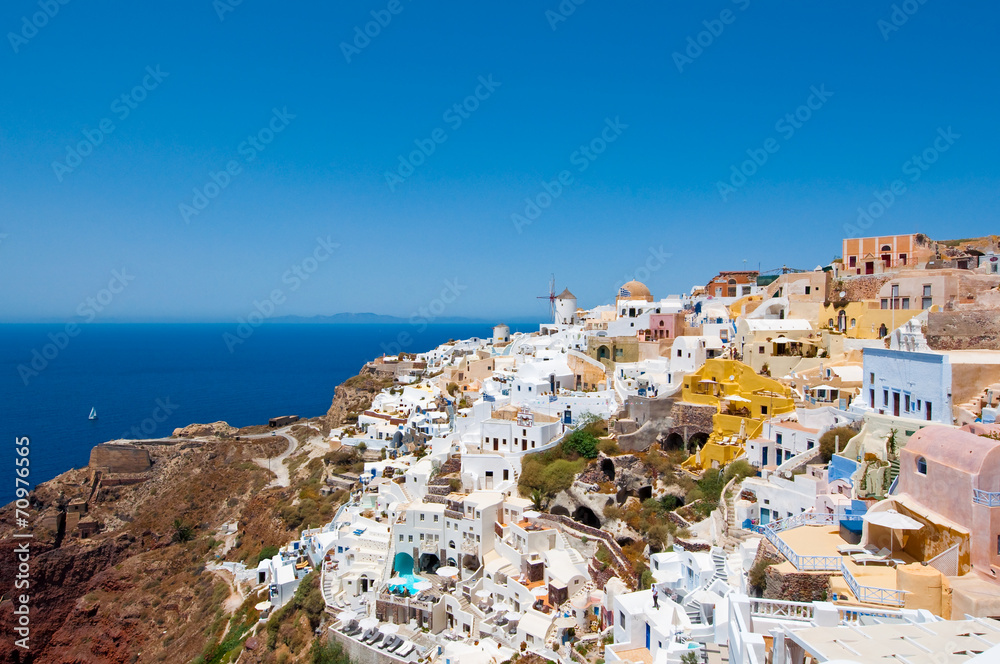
[616,280,653,304]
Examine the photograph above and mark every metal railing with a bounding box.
[756,512,907,607]
[973,489,1000,507]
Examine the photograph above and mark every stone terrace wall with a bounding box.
[88,444,152,474]
[764,567,832,603]
[927,310,1000,350]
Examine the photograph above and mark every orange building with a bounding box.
[841,234,935,276]
[705,271,758,298]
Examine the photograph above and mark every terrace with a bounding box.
[757,513,910,607]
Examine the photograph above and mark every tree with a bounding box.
[530,489,544,511]
[540,459,580,496]
[562,429,598,459]
[172,519,194,543]
[681,651,699,664]
[818,426,856,464]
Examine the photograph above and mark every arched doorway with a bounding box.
[688,432,709,451]
[601,458,616,481]
[597,345,610,360]
[663,432,685,451]
[419,553,440,573]
[550,505,570,517]
[837,310,847,332]
[573,506,601,528]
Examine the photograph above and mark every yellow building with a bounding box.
[680,359,795,471]
[820,300,930,339]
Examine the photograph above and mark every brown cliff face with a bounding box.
[322,365,395,431]
[0,434,281,663]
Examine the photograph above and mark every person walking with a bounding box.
[652,584,659,609]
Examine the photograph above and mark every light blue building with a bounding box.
[856,348,951,424]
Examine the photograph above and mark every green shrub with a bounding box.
[819,426,856,463]
[562,429,599,459]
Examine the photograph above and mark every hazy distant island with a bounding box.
[270,312,542,325]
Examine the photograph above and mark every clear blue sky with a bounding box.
[2,1,997,322]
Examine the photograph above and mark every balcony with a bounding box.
[973,489,1000,507]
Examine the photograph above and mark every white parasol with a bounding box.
[863,509,923,557]
[436,566,459,577]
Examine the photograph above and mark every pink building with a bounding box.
[892,425,1000,576]
[648,313,684,341]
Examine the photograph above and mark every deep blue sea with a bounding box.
[1,323,527,506]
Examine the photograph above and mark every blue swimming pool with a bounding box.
[388,573,424,595]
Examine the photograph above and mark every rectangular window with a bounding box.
[805,286,811,294]
[420,514,425,521]
[904,394,910,411]
[434,515,439,522]
[901,298,910,309]
[923,284,932,296]
[870,372,875,384]
[900,253,907,265]
[849,256,857,267]
[884,390,889,406]
[881,299,888,309]
[891,284,899,297]
[503,469,509,480]
[758,346,765,354]
[775,433,783,445]
[808,440,815,449]
[619,611,625,626]
[922,297,932,309]
[408,535,413,542]
[761,405,768,415]
[926,402,932,421]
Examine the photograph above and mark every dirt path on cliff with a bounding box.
[208,567,245,614]
[249,429,298,488]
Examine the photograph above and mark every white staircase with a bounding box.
[711,548,727,584]
[684,597,703,624]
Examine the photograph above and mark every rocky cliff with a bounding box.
[322,364,395,430]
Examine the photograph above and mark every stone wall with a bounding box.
[927,310,1000,350]
[666,403,715,441]
[764,567,832,603]
[88,444,152,474]
[834,275,891,302]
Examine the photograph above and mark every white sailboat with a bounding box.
[88,407,98,420]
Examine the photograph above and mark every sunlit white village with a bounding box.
[219,233,1000,664]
